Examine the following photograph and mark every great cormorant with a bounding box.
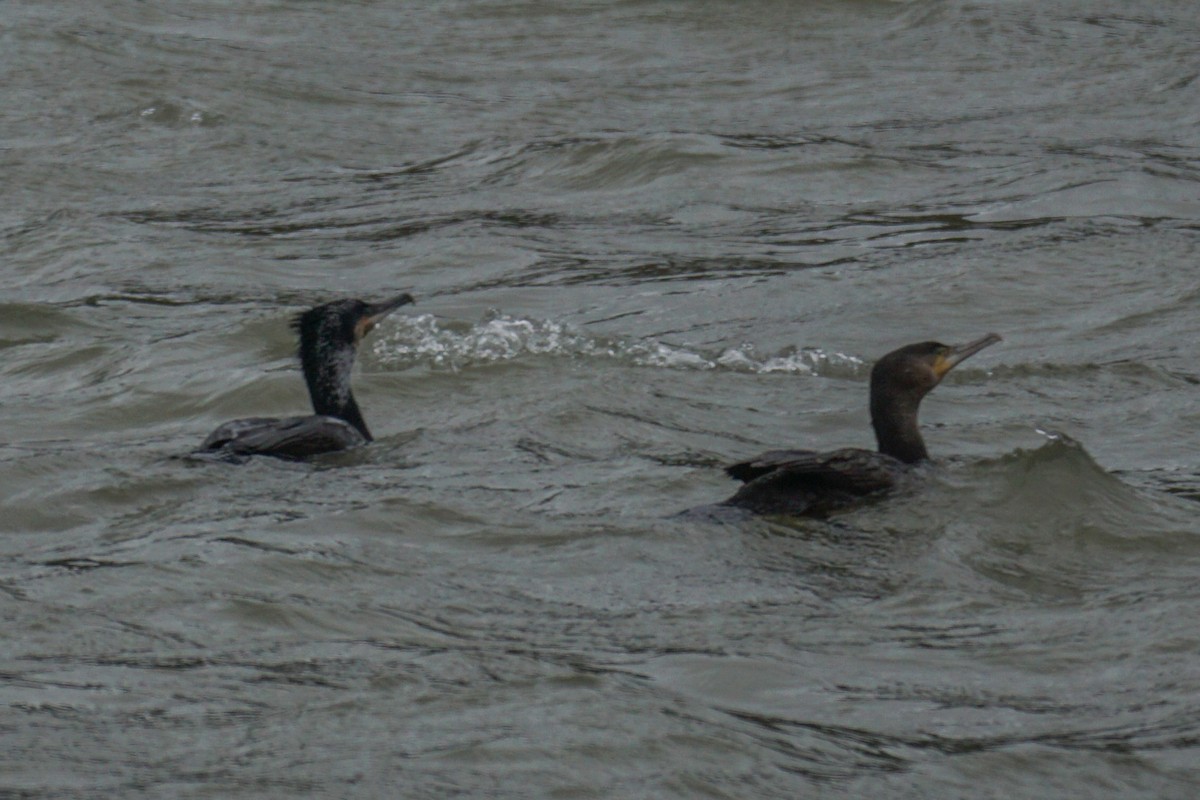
[196,293,414,460]
[722,334,1001,515]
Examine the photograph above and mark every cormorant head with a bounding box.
[870,333,1001,462]
[291,293,416,437]
[293,293,417,353]
[871,334,1002,401]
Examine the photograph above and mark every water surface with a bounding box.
[3,1,1200,797]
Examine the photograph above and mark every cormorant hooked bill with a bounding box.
[196,293,415,460]
[722,334,1001,516]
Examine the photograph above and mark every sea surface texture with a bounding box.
[3,1,1200,797]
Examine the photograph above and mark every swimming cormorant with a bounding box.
[196,293,415,460]
[722,334,1001,516]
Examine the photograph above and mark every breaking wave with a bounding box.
[372,311,866,376]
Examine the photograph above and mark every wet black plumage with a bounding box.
[723,334,1001,516]
[196,293,415,460]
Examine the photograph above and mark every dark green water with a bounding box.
[3,2,1200,797]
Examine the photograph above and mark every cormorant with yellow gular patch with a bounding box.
[723,334,1001,516]
[196,293,415,460]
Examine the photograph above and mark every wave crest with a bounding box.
[372,312,865,376]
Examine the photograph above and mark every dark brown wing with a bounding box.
[727,448,900,494]
[727,449,822,483]
[722,447,903,516]
[199,415,366,460]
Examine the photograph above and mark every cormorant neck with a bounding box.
[334,395,372,442]
[299,337,372,441]
[870,388,928,464]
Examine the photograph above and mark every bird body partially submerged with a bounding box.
[199,415,367,460]
[195,293,414,461]
[722,334,1001,516]
[724,447,906,516]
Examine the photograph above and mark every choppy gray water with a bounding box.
[4,1,1200,797]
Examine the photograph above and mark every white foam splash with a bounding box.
[372,311,864,376]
